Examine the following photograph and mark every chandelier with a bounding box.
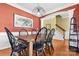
[32,4,45,16]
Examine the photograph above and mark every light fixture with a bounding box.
[32,4,45,16]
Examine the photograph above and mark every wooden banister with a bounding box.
[56,24,66,39]
[56,24,66,32]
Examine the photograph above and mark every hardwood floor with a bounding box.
[0,39,79,56]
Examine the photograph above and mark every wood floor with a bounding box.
[0,39,79,56]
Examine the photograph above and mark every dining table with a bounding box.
[16,34,36,56]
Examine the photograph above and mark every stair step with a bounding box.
[70,24,77,25]
[70,29,78,30]
[70,31,78,33]
[69,39,77,42]
[70,34,78,35]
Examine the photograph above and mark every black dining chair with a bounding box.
[19,29,28,37]
[46,29,51,38]
[45,28,55,55]
[31,29,37,35]
[5,27,28,56]
[33,27,47,56]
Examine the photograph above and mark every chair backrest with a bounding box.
[19,29,28,36]
[31,29,37,34]
[35,27,47,43]
[47,28,55,42]
[5,27,16,50]
[47,29,51,38]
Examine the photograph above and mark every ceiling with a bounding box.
[8,3,77,17]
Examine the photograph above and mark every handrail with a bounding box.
[56,24,66,32]
[56,24,66,39]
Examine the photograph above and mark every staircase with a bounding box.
[54,29,64,40]
[55,24,66,40]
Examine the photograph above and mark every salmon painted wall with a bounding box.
[74,4,79,25]
[0,3,40,32]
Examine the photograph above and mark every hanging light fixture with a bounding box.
[32,4,45,16]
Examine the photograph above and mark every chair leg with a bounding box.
[50,44,54,55]
[18,51,22,56]
[35,50,45,56]
[36,51,38,56]
[48,45,54,55]
[51,45,54,52]
[21,50,26,56]
[39,50,43,56]
[36,50,42,56]
[23,49,27,56]
[11,52,18,56]
[21,50,24,56]
[48,45,52,55]
[43,49,46,56]
[10,51,13,56]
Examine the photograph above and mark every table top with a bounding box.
[16,34,36,42]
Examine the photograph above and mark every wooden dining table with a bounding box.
[16,34,36,56]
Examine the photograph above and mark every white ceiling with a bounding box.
[8,3,77,17]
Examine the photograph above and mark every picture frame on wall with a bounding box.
[14,14,33,28]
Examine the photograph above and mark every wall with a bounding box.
[74,5,79,28]
[0,3,40,50]
[56,15,69,31]
[41,4,79,31]
[54,4,79,32]
[42,16,56,29]
[51,17,56,29]
[41,14,64,40]
[42,13,69,33]
[41,4,79,41]
[56,16,69,38]
[41,10,72,40]
[43,19,51,29]
[0,3,40,32]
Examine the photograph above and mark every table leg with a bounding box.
[29,42,33,56]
